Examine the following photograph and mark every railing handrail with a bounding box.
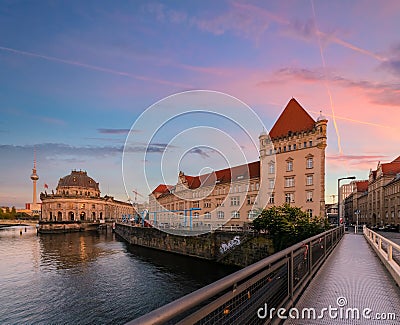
[126,226,343,325]
[364,227,400,252]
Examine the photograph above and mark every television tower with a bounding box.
[30,149,39,204]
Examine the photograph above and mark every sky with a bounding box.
[1,0,400,208]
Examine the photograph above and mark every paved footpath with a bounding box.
[285,233,400,325]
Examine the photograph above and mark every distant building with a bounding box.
[344,157,400,228]
[148,98,328,229]
[343,180,368,224]
[40,170,136,223]
[367,157,400,226]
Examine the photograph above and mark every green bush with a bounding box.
[252,204,327,251]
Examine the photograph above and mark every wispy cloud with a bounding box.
[97,128,131,134]
[187,147,217,159]
[260,67,400,107]
[380,43,400,77]
[145,2,385,61]
[124,142,177,154]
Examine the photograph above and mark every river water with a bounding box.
[0,226,238,324]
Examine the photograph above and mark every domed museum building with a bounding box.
[40,170,136,232]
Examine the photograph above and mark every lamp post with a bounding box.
[337,176,356,227]
[354,209,360,234]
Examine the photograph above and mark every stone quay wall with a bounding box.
[114,223,274,267]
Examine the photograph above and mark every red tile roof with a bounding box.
[269,98,316,139]
[181,161,260,189]
[355,180,368,192]
[152,184,173,194]
[381,156,400,176]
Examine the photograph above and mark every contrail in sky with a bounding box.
[0,45,191,88]
[308,111,395,129]
[310,0,343,156]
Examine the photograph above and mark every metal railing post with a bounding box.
[388,244,393,261]
[289,251,294,298]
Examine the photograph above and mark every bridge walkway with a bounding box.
[285,233,400,324]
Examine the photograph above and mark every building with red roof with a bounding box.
[148,98,328,230]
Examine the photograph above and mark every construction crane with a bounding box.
[132,189,144,203]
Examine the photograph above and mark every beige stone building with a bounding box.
[40,170,136,222]
[148,98,328,230]
[344,157,400,228]
[367,157,400,226]
[343,180,368,224]
[383,175,400,226]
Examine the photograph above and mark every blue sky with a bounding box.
[1,1,400,207]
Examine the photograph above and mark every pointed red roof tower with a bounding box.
[269,98,316,139]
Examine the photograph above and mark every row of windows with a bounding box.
[268,157,314,174]
[267,191,314,203]
[57,190,99,197]
[192,210,259,219]
[268,175,314,189]
[54,203,97,209]
[268,141,313,155]
[190,182,260,198]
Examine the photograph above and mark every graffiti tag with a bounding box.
[219,236,241,254]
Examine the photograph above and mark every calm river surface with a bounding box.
[0,225,238,324]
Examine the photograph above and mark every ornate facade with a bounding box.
[40,170,135,222]
[343,157,400,228]
[148,98,328,229]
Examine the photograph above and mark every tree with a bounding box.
[252,204,326,251]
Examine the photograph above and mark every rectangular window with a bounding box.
[285,177,295,188]
[231,211,240,219]
[307,157,313,169]
[217,211,224,219]
[204,200,211,208]
[306,191,313,202]
[269,193,275,204]
[306,175,313,186]
[193,201,200,208]
[304,141,307,148]
[287,160,293,171]
[269,179,275,189]
[293,144,296,150]
[269,163,275,174]
[309,140,313,147]
[285,193,295,203]
[204,212,211,219]
[247,195,256,205]
[288,145,291,151]
[230,196,240,206]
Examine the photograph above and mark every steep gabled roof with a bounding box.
[381,156,400,176]
[269,98,316,139]
[152,184,173,194]
[355,180,368,192]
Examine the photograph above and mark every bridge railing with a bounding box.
[363,226,400,287]
[126,226,344,325]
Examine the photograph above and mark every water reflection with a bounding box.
[39,231,116,270]
[0,226,237,324]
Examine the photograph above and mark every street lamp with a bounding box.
[337,176,356,227]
